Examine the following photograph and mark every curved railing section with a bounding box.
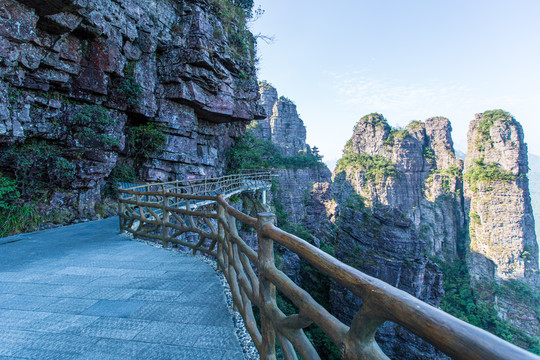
[118,173,539,360]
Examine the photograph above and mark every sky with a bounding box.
[249,0,540,166]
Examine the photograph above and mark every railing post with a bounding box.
[257,212,277,360]
[217,197,226,271]
[162,191,169,248]
[118,191,124,232]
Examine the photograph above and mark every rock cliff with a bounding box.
[331,113,467,358]
[464,110,539,285]
[0,0,263,217]
[464,110,540,339]
[248,82,333,241]
[251,81,307,157]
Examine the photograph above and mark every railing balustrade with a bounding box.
[117,172,539,360]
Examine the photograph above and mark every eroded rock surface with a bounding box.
[331,114,466,359]
[0,0,263,216]
[464,111,540,339]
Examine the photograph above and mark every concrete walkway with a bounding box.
[0,217,244,360]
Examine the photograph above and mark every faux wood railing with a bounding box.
[118,173,539,360]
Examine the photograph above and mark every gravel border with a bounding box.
[122,233,259,360]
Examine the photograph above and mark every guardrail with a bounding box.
[118,173,539,360]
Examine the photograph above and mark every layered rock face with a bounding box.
[331,114,466,359]
[0,0,263,216]
[464,111,539,339]
[245,82,334,283]
[334,115,466,260]
[464,111,539,285]
[252,81,307,157]
[251,82,332,239]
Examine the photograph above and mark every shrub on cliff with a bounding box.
[226,131,324,170]
[476,109,514,145]
[464,157,516,190]
[384,128,409,146]
[211,0,256,63]
[0,173,42,237]
[438,259,540,354]
[335,152,398,182]
[359,113,389,129]
[1,140,76,196]
[118,61,142,106]
[72,105,119,149]
[126,123,167,162]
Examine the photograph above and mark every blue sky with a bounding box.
[250,0,540,165]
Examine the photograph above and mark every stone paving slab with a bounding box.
[0,217,243,359]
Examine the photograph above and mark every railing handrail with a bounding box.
[121,170,273,193]
[117,178,540,360]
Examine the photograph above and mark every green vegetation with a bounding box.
[425,165,462,194]
[211,0,256,64]
[0,139,79,236]
[270,181,340,359]
[464,157,516,190]
[0,173,42,237]
[384,128,409,146]
[384,129,408,146]
[407,120,423,131]
[1,140,75,195]
[0,175,19,210]
[423,146,436,165]
[278,96,294,105]
[226,131,324,170]
[345,193,367,212]
[335,152,398,182]
[360,113,389,129]
[126,123,167,162]
[73,105,119,149]
[118,61,142,106]
[469,212,481,224]
[258,80,274,90]
[438,259,540,354]
[104,162,137,197]
[475,109,514,151]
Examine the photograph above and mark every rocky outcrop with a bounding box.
[331,114,466,358]
[334,114,466,260]
[251,81,307,157]
[0,0,263,216]
[243,82,334,285]
[464,110,540,340]
[250,82,333,241]
[464,111,539,286]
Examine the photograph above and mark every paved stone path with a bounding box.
[0,217,244,359]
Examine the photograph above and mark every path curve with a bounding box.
[0,217,243,359]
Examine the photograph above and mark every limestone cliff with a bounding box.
[464,110,540,339]
[251,81,307,157]
[464,111,539,285]
[330,113,467,358]
[0,0,263,218]
[249,82,333,244]
[334,114,465,261]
